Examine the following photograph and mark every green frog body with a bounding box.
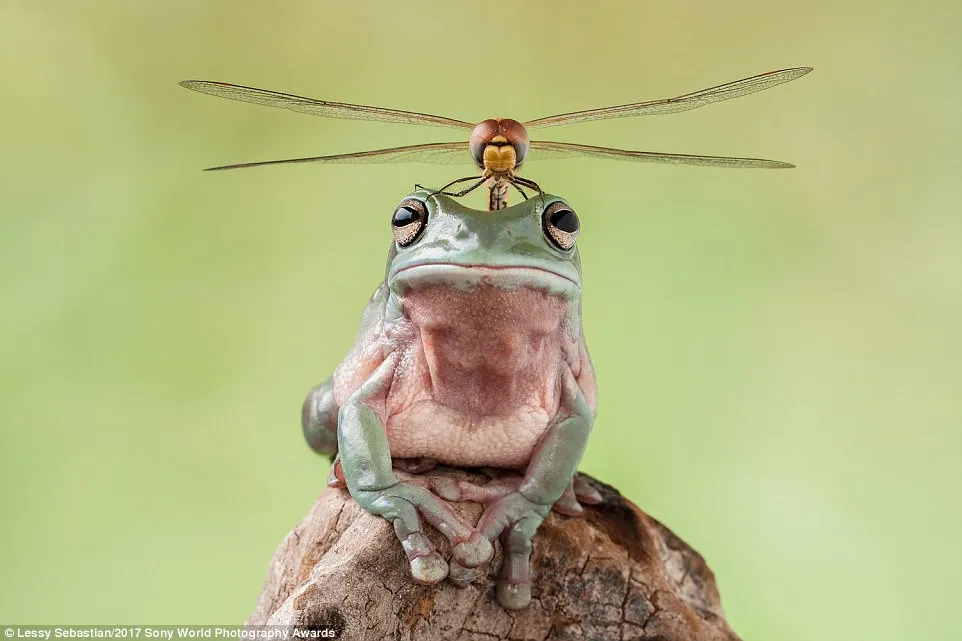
[301,190,598,609]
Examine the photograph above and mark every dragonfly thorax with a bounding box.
[469,119,530,174]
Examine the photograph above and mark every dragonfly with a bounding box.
[180,67,811,210]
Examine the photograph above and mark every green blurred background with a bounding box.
[2,1,960,638]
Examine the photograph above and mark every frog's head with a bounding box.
[385,190,582,300]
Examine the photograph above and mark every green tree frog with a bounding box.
[301,190,600,609]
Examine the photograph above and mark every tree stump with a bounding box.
[248,467,741,640]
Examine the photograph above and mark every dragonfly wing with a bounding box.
[528,141,794,168]
[180,81,475,129]
[202,142,470,171]
[524,67,812,128]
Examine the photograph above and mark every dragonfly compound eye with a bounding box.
[542,201,579,251]
[500,119,530,167]
[469,120,499,168]
[392,198,428,247]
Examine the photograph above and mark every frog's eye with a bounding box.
[392,198,428,246]
[542,201,579,251]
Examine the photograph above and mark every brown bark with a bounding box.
[248,467,741,641]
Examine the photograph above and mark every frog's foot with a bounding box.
[353,481,493,585]
[431,472,603,516]
[478,491,552,610]
[392,457,439,475]
[431,474,602,595]
[301,378,339,457]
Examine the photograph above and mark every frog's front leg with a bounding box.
[339,357,493,584]
[476,370,593,610]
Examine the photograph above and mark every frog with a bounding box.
[300,189,600,610]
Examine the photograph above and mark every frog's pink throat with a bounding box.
[391,263,580,299]
[383,282,582,466]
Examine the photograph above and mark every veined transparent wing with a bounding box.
[528,141,794,168]
[202,142,469,171]
[180,81,475,129]
[523,67,812,129]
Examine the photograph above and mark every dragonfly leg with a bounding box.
[417,174,487,200]
[415,179,457,192]
[418,174,477,194]
[510,175,545,207]
[445,177,487,198]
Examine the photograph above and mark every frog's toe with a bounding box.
[573,474,603,505]
[492,513,539,610]
[399,533,447,584]
[447,561,479,587]
[452,530,493,568]
[497,579,532,611]
[325,456,347,489]
[552,493,584,516]
[393,456,438,475]
[391,507,449,584]
[429,477,462,501]
[430,477,517,503]
[410,553,449,585]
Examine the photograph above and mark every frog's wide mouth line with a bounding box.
[391,262,580,295]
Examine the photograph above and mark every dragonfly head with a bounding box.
[470,118,530,174]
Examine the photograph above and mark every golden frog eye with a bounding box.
[392,198,428,246]
[542,200,579,250]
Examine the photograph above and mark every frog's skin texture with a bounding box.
[301,191,598,610]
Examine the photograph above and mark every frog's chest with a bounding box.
[383,285,576,467]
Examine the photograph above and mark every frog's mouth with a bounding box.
[391,262,580,299]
